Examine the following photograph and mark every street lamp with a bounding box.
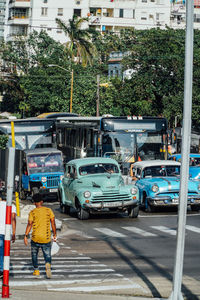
[48,64,73,113]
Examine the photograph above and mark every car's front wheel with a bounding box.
[77,206,89,220]
[128,205,139,218]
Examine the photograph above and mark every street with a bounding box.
[4,202,200,300]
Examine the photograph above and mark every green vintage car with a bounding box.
[58,157,139,220]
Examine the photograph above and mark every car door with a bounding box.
[67,165,78,207]
[63,165,73,205]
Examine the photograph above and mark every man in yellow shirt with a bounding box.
[24,193,57,279]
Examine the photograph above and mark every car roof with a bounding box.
[132,160,181,168]
[25,148,62,155]
[67,157,119,167]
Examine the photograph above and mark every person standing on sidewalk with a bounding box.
[0,198,16,278]
[24,193,57,279]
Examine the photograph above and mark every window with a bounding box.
[56,25,62,33]
[141,12,147,20]
[57,8,63,16]
[43,0,48,3]
[41,7,48,16]
[74,9,81,17]
[142,0,147,2]
[133,9,135,19]
[119,9,124,18]
[194,14,200,22]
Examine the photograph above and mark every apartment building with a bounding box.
[3,0,200,42]
[0,0,6,40]
[4,0,171,42]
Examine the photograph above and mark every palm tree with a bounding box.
[56,15,97,67]
[55,15,97,112]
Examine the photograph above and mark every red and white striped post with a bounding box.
[2,148,15,298]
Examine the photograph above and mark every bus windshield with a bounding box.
[102,132,164,163]
[27,153,64,174]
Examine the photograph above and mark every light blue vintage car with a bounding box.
[131,160,200,212]
[58,157,139,220]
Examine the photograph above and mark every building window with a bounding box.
[142,0,147,2]
[141,12,147,20]
[43,0,48,3]
[57,8,63,16]
[74,9,81,17]
[119,9,124,18]
[57,25,62,33]
[194,13,200,22]
[41,7,48,16]
[133,9,135,19]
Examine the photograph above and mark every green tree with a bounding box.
[56,16,97,67]
[0,135,8,149]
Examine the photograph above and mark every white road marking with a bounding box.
[11,264,107,269]
[11,256,91,260]
[48,283,142,292]
[68,273,123,278]
[94,228,127,238]
[122,226,157,237]
[186,225,200,234]
[151,226,177,236]
[9,268,115,274]
[0,278,131,287]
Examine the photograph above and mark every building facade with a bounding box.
[2,0,200,42]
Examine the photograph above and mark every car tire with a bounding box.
[77,206,89,220]
[145,203,155,213]
[128,205,139,218]
[191,205,199,211]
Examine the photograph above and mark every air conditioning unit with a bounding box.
[76,0,80,4]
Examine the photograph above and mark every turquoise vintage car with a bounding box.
[131,160,200,212]
[169,153,200,166]
[58,157,139,220]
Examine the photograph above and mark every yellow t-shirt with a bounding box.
[29,207,55,243]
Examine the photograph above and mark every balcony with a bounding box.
[9,0,30,8]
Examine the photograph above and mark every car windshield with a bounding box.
[79,163,119,176]
[142,165,180,178]
[27,153,64,174]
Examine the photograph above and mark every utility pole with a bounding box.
[70,69,74,113]
[96,74,100,117]
[168,0,194,299]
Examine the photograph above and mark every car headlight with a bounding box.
[152,184,159,193]
[84,191,91,198]
[60,175,64,181]
[131,187,138,195]
[41,177,47,183]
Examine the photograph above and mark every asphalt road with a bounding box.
[8,201,200,299]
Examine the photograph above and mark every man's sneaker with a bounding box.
[45,263,51,279]
[0,271,3,279]
[33,269,40,276]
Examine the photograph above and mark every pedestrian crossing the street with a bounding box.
[0,240,137,293]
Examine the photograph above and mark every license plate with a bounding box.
[104,201,121,208]
[49,188,58,193]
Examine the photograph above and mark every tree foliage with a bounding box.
[1,26,200,128]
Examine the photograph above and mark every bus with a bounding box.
[169,127,200,154]
[0,118,56,150]
[56,116,168,174]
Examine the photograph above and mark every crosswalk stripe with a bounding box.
[11,264,107,269]
[9,268,115,274]
[186,225,200,234]
[11,256,91,260]
[151,226,177,236]
[48,283,142,292]
[122,226,157,237]
[94,228,127,238]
